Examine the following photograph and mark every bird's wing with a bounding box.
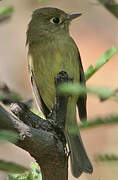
[28,55,50,118]
[77,53,87,121]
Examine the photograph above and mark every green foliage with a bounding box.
[95,153,118,162]
[85,46,118,81]
[79,115,118,129]
[58,83,115,100]
[58,83,86,96]
[0,130,18,143]
[0,160,28,174]
[64,115,118,134]
[29,162,42,180]
[4,162,42,180]
[0,131,27,176]
[0,6,13,22]
[0,6,13,16]
[86,86,115,100]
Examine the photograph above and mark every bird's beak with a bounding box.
[67,13,82,21]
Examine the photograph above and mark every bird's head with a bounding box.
[27,7,81,44]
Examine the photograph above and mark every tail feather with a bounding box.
[65,97,93,177]
[67,133,93,177]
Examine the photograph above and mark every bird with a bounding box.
[26,7,93,178]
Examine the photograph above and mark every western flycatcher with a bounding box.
[26,7,93,178]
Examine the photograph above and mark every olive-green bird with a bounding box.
[26,7,93,178]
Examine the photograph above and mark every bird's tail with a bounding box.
[65,97,93,177]
[67,132,93,177]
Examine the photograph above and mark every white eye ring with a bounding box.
[50,17,62,24]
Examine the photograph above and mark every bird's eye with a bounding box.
[50,17,61,24]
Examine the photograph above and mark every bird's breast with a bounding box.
[29,38,80,110]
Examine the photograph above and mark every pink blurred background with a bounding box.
[0,0,118,179]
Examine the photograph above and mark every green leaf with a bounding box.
[86,87,115,99]
[79,115,118,130]
[58,83,115,100]
[6,174,21,180]
[95,46,118,69]
[0,6,13,22]
[58,83,86,96]
[95,153,118,162]
[0,160,28,173]
[27,172,34,180]
[30,162,41,180]
[85,46,118,80]
[4,162,41,180]
[0,6,13,16]
[6,173,32,180]
[84,65,95,80]
[0,130,18,143]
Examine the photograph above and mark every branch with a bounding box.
[0,71,70,180]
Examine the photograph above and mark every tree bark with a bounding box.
[0,71,70,180]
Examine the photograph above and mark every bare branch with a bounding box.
[0,71,70,180]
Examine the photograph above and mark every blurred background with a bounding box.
[0,0,118,179]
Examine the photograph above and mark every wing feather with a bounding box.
[77,53,87,121]
[28,55,50,118]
